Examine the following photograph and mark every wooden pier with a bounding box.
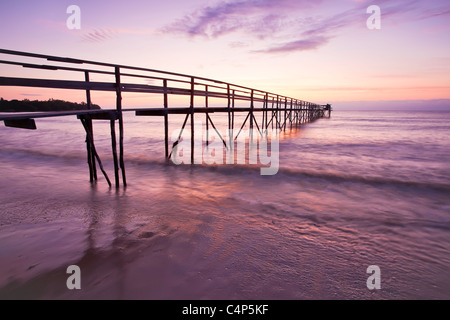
[0,49,331,187]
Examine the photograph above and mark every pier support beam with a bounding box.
[79,115,112,187]
[190,77,195,164]
[110,119,120,187]
[84,71,97,183]
[115,67,127,187]
[164,79,169,159]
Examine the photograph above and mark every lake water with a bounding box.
[0,109,449,299]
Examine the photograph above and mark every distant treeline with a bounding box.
[0,98,101,112]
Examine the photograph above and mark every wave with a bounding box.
[278,167,450,192]
[0,147,86,163]
[148,161,450,192]
[2,145,449,193]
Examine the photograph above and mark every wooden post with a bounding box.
[294,100,297,125]
[302,101,305,123]
[306,102,309,122]
[308,102,311,122]
[264,93,269,130]
[232,89,235,134]
[110,119,120,188]
[163,79,169,159]
[261,94,265,131]
[205,85,209,146]
[190,77,195,164]
[300,101,303,124]
[84,71,96,182]
[80,117,112,187]
[303,101,306,123]
[85,72,91,108]
[115,66,126,187]
[249,89,254,134]
[231,89,235,159]
[271,97,275,130]
[275,95,279,130]
[290,98,293,130]
[227,84,231,149]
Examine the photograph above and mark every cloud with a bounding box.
[254,36,330,53]
[81,28,118,43]
[255,6,361,53]
[79,27,159,43]
[164,0,320,38]
[163,0,351,53]
[164,0,450,54]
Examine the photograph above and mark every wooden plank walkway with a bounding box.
[0,48,331,187]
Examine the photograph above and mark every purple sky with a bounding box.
[0,0,449,108]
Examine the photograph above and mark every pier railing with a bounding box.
[0,49,330,187]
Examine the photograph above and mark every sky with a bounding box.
[0,0,449,109]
